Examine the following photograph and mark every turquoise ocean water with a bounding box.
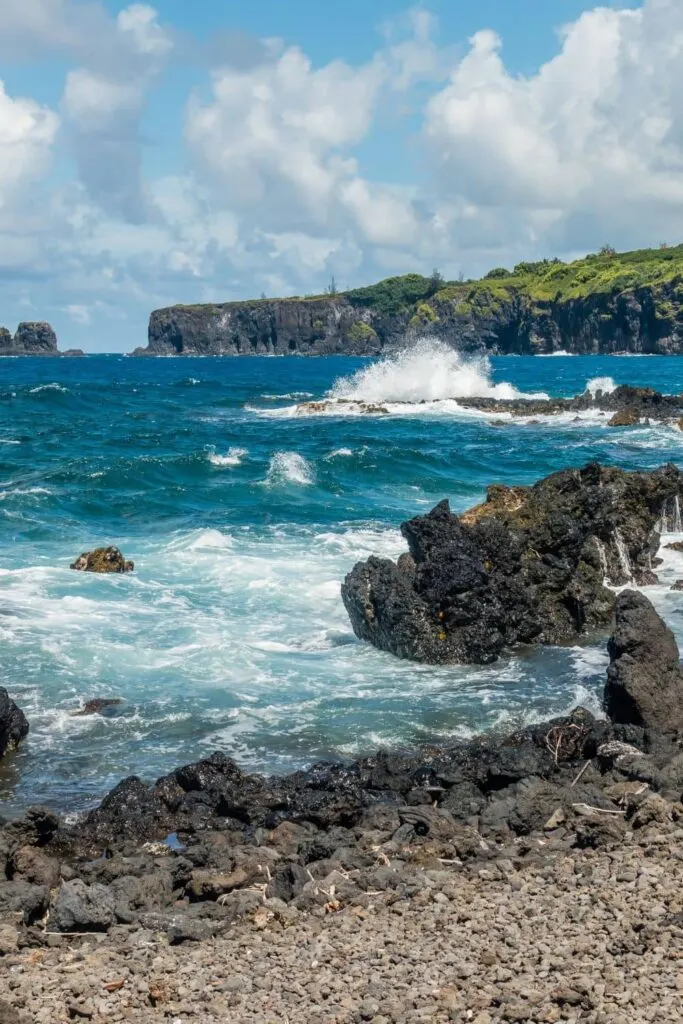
[3,342,683,812]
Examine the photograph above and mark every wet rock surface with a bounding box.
[456,384,683,423]
[0,689,29,760]
[342,462,681,665]
[605,590,683,732]
[3,526,683,1021]
[71,700,124,717]
[70,547,134,573]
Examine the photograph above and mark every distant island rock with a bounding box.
[135,244,683,357]
[0,322,83,357]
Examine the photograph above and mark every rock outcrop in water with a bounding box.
[1,595,683,967]
[342,463,681,665]
[0,322,81,356]
[605,590,683,733]
[290,384,683,425]
[70,547,134,573]
[2,599,683,952]
[136,245,683,356]
[0,322,59,356]
[0,688,29,759]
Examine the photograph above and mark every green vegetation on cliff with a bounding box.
[434,244,683,311]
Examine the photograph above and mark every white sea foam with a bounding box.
[585,375,617,397]
[330,338,548,404]
[325,447,355,459]
[28,383,68,394]
[250,339,550,419]
[0,487,51,500]
[264,451,314,486]
[0,438,20,445]
[208,447,247,467]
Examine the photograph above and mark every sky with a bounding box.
[0,0,678,353]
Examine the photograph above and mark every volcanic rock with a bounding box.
[70,547,134,573]
[0,688,29,759]
[71,699,123,716]
[342,462,681,665]
[604,590,683,732]
[608,408,640,426]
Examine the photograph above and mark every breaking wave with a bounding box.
[585,376,617,397]
[264,452,314,486]
[329,339,548,404]
[207,447,247,467]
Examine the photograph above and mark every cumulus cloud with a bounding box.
[424,0,683,257]
[5,1,683,352]
[0,81,59,205]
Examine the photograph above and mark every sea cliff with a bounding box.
[138,244,683,356]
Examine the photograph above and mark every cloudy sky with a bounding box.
[1,0,679,352]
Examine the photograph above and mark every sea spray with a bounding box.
[264,452,315,486]
[329,338,549,404]
[208,447,248,467]
[614,529,633,581]
[585,376,617,398]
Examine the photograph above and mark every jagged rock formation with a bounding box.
[292,384,683,425]
[342,463,682,665]
[70,546,134,573]
[0,322,58,356]
[137,245,683,356]
[605,590,683,733]
[0,688,29,759]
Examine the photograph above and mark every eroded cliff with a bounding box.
[138,245,683,356]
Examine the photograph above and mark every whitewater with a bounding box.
[3,345,683,812]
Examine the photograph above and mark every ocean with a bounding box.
[2,341,683,813]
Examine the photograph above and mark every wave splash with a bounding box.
[329,339,548,405]
[585,376,617,397]
[208,447,247,468]
[264,452,314,487]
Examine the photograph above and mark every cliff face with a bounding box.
[0,322,59,356]
[141,286,683,357]
[138,246,683,357]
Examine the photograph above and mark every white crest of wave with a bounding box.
[264,451,314,486]
[208,447,247,467]
[585,376,617,397]
[329,338,546,403]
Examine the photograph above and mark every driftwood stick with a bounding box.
[571,760,592,787]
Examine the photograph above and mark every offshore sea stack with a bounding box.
[342,462,682,665]
[0,322,59,356]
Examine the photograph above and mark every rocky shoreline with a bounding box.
[2,588,683,943]
[1,591,683,1020]
[3,456,683,1021]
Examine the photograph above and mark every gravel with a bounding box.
[3,823,682,1024]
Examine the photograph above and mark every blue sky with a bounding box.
[0,0,674,352]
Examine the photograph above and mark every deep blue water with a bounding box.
[2,345,683,812]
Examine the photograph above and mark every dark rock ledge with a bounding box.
[1,591,682,948]
[343,461,681,665]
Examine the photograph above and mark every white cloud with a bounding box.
[424,0,683,256]
[0,81,59,206]
[6,1,683,352]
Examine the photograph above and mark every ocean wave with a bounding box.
[0,486,51,500]
[324,447,355,459]
[585,375,617,397]
[330,338,549,404]
[207,446,247,467]
[28,383,69,394]
[264,451,314,486]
